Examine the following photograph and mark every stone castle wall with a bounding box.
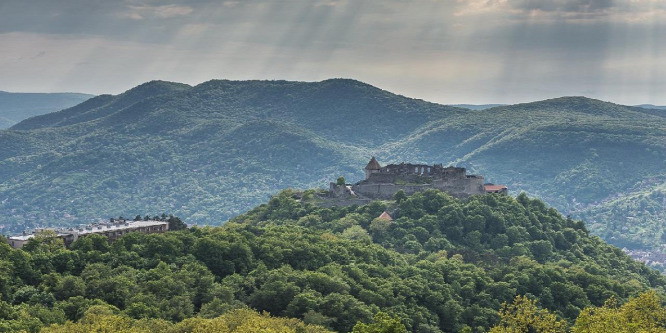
[352,183,433,199]
[352,177,485,199]
[433,176,485,196]
[332,159,490,200]
[362,173,433,184]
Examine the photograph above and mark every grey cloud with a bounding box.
[0,0,225,41]
[1,0,666,104]
[513,0,615,13]
[0,0,394,45]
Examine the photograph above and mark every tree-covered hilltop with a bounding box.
[0,91,93,129]
[1,191,665,333]
[1,79,665,253]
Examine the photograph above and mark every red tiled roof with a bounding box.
[378,211,393,221]
[485,185,508,192]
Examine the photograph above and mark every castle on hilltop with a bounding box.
[330,157,507,200]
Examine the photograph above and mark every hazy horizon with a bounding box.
[2,0,666,105]
[2,77,666,108]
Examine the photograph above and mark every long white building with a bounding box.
[6,220,169,249]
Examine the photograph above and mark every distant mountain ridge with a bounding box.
[636,104,666,110]
[13,82,189,131]
[13,79,465,147]
[0,91,93,129]
[2,79,665,254]
[451,104,505,110]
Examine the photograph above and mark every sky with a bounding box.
[1,0,666,105]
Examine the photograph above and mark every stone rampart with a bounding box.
[352,178,485,199]
[352,183,434,199]
[334,158,492,201]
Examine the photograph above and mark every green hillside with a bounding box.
[1,191,664,332]
[0,79,462,232]
[386,97,666,249]
[575,182,666,250]
[0,91,93,129]
[1,80,665,253]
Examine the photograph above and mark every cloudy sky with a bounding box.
[1,0,665,105]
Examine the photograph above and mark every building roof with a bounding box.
[8,234,36,241]
[365,156,381,170]
[74,220,168,236]
[378,211,393,221]
[484,184,508,192]
[7,220,168,240]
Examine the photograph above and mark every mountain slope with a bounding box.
[13,79,465,146]
[2,79,464,231]
[381,97,666,248]
[1,81,665,254]
[0,91,93,129]
[12,81,190,130]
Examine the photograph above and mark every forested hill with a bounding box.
[12,79,462,146]
[0,79,465,231]
[1,79,665,253]
[11,81,191,131]
[0,91,93,129]
[2,190,665,332]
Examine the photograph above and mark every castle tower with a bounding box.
[365,156,381,179]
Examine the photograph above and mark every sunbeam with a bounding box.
[1,0,666,104]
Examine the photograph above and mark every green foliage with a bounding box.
[0,190,665,332]
[40,307,332,333]
[488,296,566,333]
[69,234,109,253]
[22,231,65,254]
[351,312,407,333]
[337,177,346,186]
[496,290,666,333]
[393,190,407,204]
[571,291,666,333]
[167,216,187,231]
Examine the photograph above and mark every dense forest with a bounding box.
[1,79,665,254]
[1,190,665,332]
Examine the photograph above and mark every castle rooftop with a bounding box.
[378,211,393,221]
[484,184,508,194]
[365,156,381,170]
